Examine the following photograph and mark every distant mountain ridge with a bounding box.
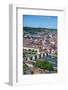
[23,27,57,34]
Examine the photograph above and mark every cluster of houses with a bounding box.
[23,31,57,55]
[23,31,57,74]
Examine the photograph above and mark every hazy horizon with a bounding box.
[23,26,57,30]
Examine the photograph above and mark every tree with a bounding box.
[23,64,29,74]
[47,63,54,71]
[34,59,54,71]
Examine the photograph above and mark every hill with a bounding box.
[23,27,57,34]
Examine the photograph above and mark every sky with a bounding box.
[23,15,57,29]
